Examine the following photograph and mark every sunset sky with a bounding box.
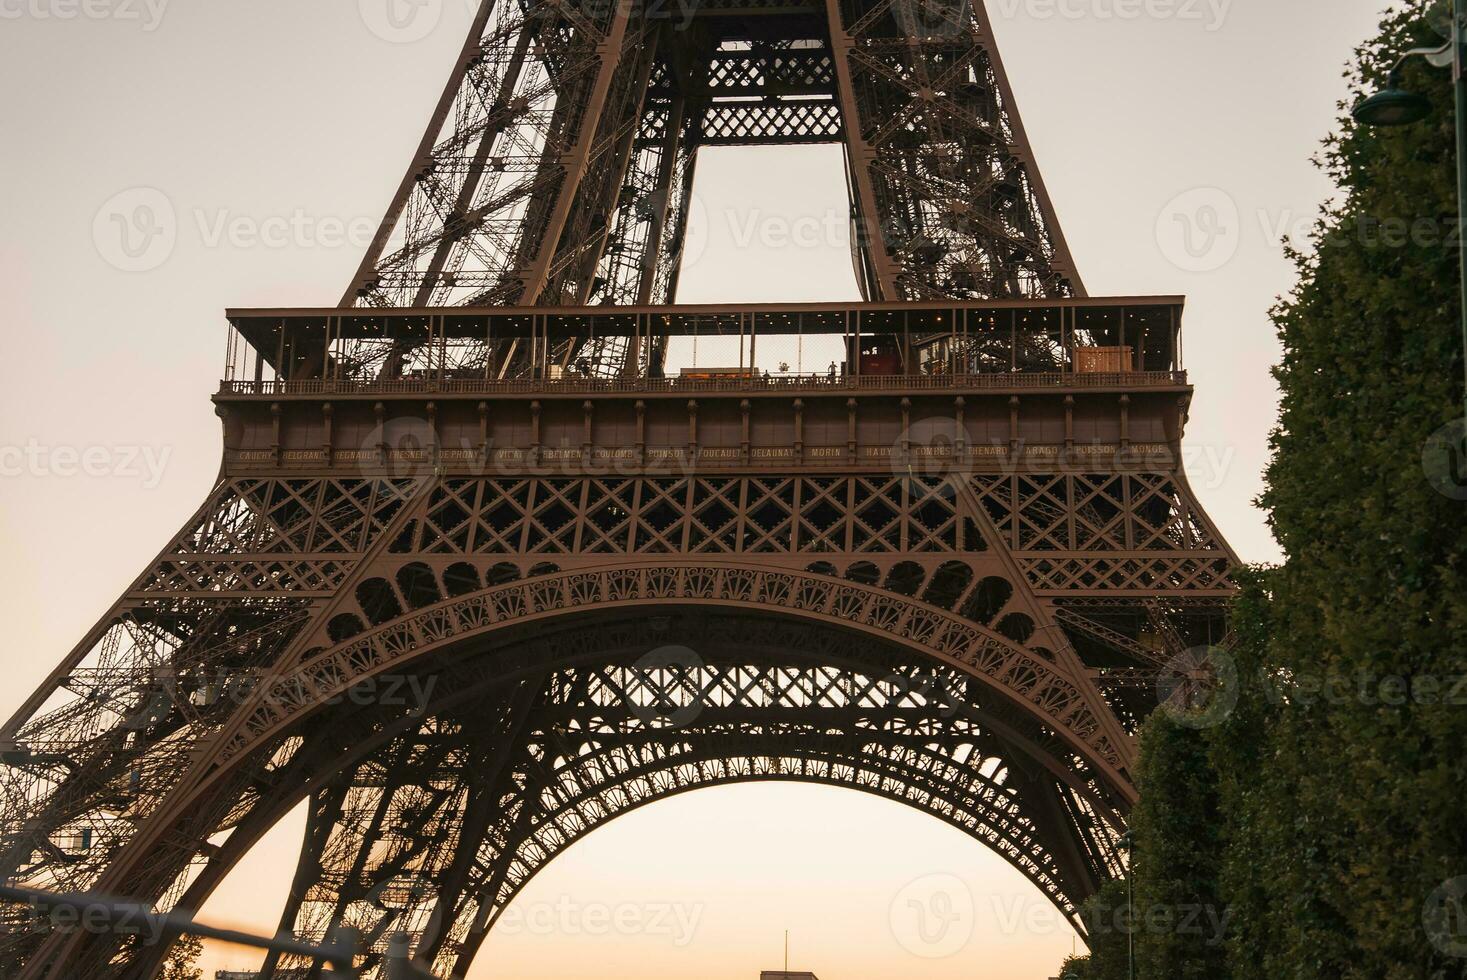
[0,1,1388,975]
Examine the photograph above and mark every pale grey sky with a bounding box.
[0,1,1388,976]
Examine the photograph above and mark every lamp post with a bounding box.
[1117,830,1136,980]
[1354,2,1467,423]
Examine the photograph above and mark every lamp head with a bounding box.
[1353,78,1433,127]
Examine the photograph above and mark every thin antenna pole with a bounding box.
[784,929,789,972]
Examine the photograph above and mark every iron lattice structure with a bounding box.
[0,1,1237,977]
[341,0,1083,357]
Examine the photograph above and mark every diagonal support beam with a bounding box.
[340,0,502,306]
[824,0,901,301]
[513,0,636,305]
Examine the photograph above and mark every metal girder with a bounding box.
[342,0,1086,321]
[0,447,1235,973]
[0,2,1245,977]
[826,0,1084,300]
[209,642,1122,979]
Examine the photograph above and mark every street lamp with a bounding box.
[1117,830,1136,980]
[1353,6,1467,422]
[1353,80,1433,127]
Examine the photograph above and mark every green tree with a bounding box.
[1129,712,1228,979]
[1072,878,1131,980]
[1225,2,1467,976]
[1207,571,1311,976]
[1057,952,1093,979]
[158,934,203,980]
[1059,4,1467,978]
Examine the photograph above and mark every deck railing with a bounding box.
[218,370,1187,398]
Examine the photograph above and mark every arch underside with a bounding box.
[236,612,1127,979]
[0,464,1236,978]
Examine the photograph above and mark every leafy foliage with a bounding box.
[1130,713,1228,979]
[158,934,203,980]
[1057,952,1095,979]
[1071,879,1131,980]
[1056,3,1467,977]
[1225,2,1467,976]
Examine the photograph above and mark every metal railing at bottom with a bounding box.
[218,370,1187,398]
[0,884,437,979]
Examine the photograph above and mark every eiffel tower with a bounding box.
[0,0,1237,976]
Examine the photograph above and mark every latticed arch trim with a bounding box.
[213,562,1131,789]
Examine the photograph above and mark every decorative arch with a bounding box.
[124,610,1129,980]
[18,564,1133,978]
[281,731,1097,979]
[241,632,1125,979]
[211,563,1131,787]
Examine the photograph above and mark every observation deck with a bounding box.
[215,297,1195,477]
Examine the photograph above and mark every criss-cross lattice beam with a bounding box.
[825,0,1084,300]
[343,0,1085,314]
[251,656,1119,979]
